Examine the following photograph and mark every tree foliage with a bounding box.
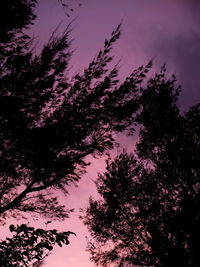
[58,0,82,17]
[0,223,74,266]
[0,0,151,221]
[0,0,154,265]
[84,66,200,266]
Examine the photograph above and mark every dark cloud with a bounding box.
[151,28,200,109]
[155,9,200,108]
[126,0,200,109]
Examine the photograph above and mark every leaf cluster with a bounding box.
[0,223,74,266]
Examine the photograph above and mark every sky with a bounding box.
[17,0,200,266]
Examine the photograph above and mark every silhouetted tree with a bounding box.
[0,223,74,266]
[0,0,151,222]
[0,0,152,265]
[84,66,200,266]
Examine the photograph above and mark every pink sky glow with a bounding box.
[4,0,200,266]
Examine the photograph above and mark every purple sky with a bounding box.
[23,0,200,266]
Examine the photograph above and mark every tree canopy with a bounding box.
[0,223,74,266]
[84,66,200,266]
[0,0,151,221]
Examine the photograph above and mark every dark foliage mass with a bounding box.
[0,0,150,221]
[84,67,200,266]
[0,223,74,266]
[0,0,153,265]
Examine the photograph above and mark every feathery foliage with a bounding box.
[84,67,200,266]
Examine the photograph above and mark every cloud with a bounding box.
[125,0,200,108]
